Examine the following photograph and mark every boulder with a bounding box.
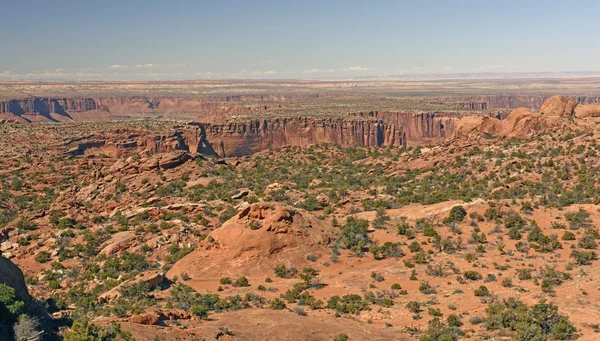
[99,231,137,256]
[574,104,600,118]
[129,311,161,325]
[539,95,577,117]
[128,308,191,325]
[141,151,190,171]
[231,188,250,200]
[1,241,12,251]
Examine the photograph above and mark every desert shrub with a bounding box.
[570,250,598,265]
[564,209,591,229]
[64,318,134,341]
[419,317,464,341]
[508,227,522,240]
[15,218,37,231]
[270,298,287,310]
[447,314,462,327]
[233,276,250,287]
[406,301,421,313]
[561,231,575,240]
[538,266,570,293]
[327,294,370,315]
[474,286,490,297]
[333,333,349,341]
[369,242,403,260]
[0,283,25,338]
[299,268,320,286]
[219,207,238,223]
[428,307,442,317]
[516,269,532,280]
[372,207,390,229]
[527,227,562,252]
[504,214,525,230]
[484,203,501,221]
[469,316,483,325]
[463,270,482,281]
[419,281,436,294]
[443,205,467,225]
[413,251,429,264]
[34,251,50,263]
[409,241,422,253]
[164,244,194,264]
[248,219,261,230]
[370,272,384,282]
[426,263,445,277]
[578,230,598,249]
[501,278,513,288]
[484,298,575,341]
[274,264,298,279]
[339,217,371,255]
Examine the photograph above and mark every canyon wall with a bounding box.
[191,112,464,157]
[0,97,106,122]
[192,118,404,157]
[66,127,202,158]
[65,114,454,158]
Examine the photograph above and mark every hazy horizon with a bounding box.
[1,0,599,81]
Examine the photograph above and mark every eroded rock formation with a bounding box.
[452,95,588,138]
[60,114,469,158]
[193,118,404,157]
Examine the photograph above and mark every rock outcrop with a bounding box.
[128,308,191,325]
[141,150,191,170]
[452,95,581,138]
[192,118,405,157]
[538,95,577,118]
[575,104,600,118]
[192,112,473,157]
[65,127,202,158]
[0,256,32,303]
[168,203,339,278]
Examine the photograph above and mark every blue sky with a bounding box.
[0,0,598,80]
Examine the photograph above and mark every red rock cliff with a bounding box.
[193,118,405,157]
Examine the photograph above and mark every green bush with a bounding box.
[333,333,349,341]
[485,298,575,341]
[463,270,482,281]
[34,251,50,263]
[406,301,421,313]
[561,231,575,241]
[64,318,134,341]
[270,298,287,310]
[570,250,598,265]
[474,286,490,297]
[233,276,250,287]
[443,205,467,225]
